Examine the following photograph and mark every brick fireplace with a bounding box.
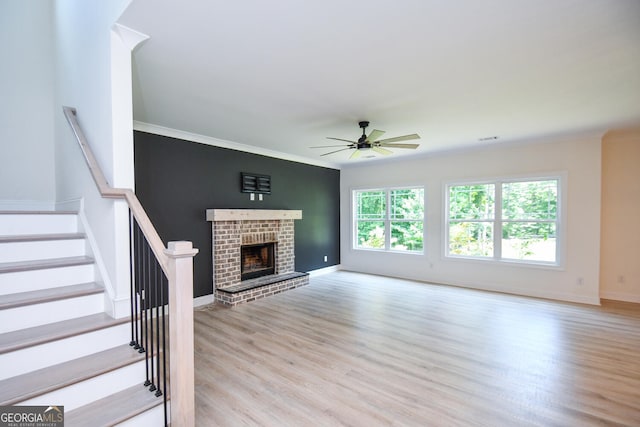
[206,209,309,305]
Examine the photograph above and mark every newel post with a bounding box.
[164,241,199,427]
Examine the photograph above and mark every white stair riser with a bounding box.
[19,360,148,411]
[0,293,104,334]
[0,239,86,263]
[0,214,77,236]
[0,322,130,381]
[116,401,167,427]
[0,264,94,295]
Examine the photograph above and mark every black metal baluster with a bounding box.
[154,261,163,397]
[128,210,136,348]
[142,238,151,391]
[133,222,142,350]
[140,229,146,357]
[162,273,168,425]
[127,215,170,423]
[148,255,157,393]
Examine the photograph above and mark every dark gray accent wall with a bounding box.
[134,131,340,298]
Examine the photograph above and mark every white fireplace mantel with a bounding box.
[206,209,302,222]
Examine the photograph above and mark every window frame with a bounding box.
[444,174,565,268]
[352,186,425,254]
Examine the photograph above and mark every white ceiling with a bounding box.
[119,0,640,168]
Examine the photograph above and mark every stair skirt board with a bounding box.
[0,322,130,381]
[18,360,148,411]
[0,238,86,263]
[0,213,78,235]
[0,264,95,294]
[0,292,104,334]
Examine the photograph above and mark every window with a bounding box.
[446,177,561,265]
[448,183,495,257]
[501,180,558,262]
[354,187,424,252]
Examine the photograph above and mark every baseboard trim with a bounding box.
[600,291,640,303]
[308,264,341,277]
[339,268,602,305]
[193,294,215,308]
[438,280,602,306]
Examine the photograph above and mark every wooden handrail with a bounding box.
[62,106,170,274]
[63,106,196,426]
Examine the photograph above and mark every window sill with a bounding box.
[353,247,425,256]
[443,255,564,271]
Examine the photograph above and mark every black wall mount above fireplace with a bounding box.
[241,242,276,281]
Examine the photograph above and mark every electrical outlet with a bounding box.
[250,193,255,201]
[324,255,328,262]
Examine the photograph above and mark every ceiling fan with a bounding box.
[311,121,420,159]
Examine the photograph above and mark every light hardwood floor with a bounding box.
[194,271,640,426]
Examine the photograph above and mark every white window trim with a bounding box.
[443,173,567,269]
[352,186,426,254]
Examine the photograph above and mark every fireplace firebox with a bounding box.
[241,243,275,281]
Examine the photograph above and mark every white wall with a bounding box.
[54,0,133,317]
[0,1,56,208]
[340,135,602,305]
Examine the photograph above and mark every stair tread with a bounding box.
[0,344,144,405]
[0,233,85,243]
[0,282,103,310]
[66,384,165,427]
[0,313,128,355]
[0,256,94,274]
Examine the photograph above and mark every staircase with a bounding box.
[0,211,165,426]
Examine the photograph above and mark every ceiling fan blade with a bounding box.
[378,142,420,149]
[350,149,362,159]
[365,129,385,143]
[372,146,393,156]
[310,144,352,148]
[321,148,353,156]
[327,137,357,143]
[376,134,420,144]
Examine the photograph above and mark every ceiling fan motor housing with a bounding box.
[358,121,370,145]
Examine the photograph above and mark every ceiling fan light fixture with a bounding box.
[313,121,420,159]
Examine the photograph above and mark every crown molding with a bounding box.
[133,121,340,170]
